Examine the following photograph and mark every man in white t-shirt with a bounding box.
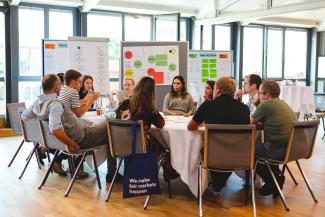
[234,74,262,116]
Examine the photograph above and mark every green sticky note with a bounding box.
[156,54,167,61]
[210,59,216,63]
[189,54,197,58]
[202,59,209,63]
[169,63,176,71]
[134,60,142,68]
[148,55,156,63]
[210,69,217,78]
[202,64,209,68]
[156,61,168,66]
[209,64,216,68]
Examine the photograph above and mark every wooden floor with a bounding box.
[1,131,325,217]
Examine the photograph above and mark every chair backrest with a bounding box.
[284,120,319,163]
[38,119,68,151]
[107,119,146,158]
[203,124,256,171]
[20,118,42,144]
[7,102,26,135]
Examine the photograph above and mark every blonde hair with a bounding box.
[124,78,135,86]
[215,76,236,96]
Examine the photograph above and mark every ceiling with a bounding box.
[6,0,325,30]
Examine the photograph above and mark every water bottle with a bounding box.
[104,93,117,119]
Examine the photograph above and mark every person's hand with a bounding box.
[234,89,244,99]
[67,143,80,154]
[89,92,99,104]
[252,94,260,107]
[183,112,190,117]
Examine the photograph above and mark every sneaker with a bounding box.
[106,171,123,183]
[52,162,67,176]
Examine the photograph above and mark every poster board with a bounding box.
[68,37,110,94]
[42,40,69,75]
[122,46,179,85]
[188,50,233,102]
[121,42,188,111]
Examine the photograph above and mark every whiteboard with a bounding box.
[68,36,110,94]
[188,50,233,102]
[122,45,179,85]
[42,40,69,75]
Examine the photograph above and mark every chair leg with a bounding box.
[67,156,74,179]
[251,169,256,217]
[321,117,325,140]
[296,160,318,203]
[65,153,87,197]
[8,140,25,167]
[105,158,123,202]
[265,161,290,211]
[143,195,150,210]
[198,161,203,217]
[92,151,101,189]
[46,150,51,164]
[245,170,251,206]
[253,160,258,183]
[144,159,164,210]
[283,164,298,185]
[38,150,59,189]
[19,143,39,180]
[34,144,42,169]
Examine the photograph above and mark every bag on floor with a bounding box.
[122,121,161,198]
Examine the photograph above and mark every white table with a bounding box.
[150,116,208,197]
[280,86,315,117]
[81,112,108,169]
[81,112,208,197]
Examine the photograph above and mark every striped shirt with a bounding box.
[58,85,80,110]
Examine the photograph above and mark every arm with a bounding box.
[187,119,200,130]
[72,92,99,118]
[150,110,165,128]
[52,129,80,153]
[187,101,206,130]
[186,94,195,116]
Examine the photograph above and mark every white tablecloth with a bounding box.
[81,112,208,197]
[280,86,315,115]
[150,116,208,197]
[81,112,108,169]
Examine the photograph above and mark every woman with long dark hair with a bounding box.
[163,75,195,116]
[116,76,178,181]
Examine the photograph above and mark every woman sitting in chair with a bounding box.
[116,76,179,181]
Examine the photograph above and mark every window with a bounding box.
[155,16,177,41]
[316,57,325,92]
[0,12,4,115]
[19,8,44,76]
[284,30,307,79]
[18,81,41,107]
[125,15,151,41]
[194,24,201,49]
[88,13,122,91]
[180,19,187,41]
[266,29,283,78]
[214,25,231,50]
[49,9,73,39]
[202,25,212,50]
[242,26,263,77]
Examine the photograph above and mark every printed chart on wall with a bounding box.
[43,40,69,75]
[123,46,179,85]
[188,50,233,102]
[68,37,110,94]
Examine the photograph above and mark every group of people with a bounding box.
[21,70,297,199]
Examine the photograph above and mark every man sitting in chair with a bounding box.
[250,80,297,197]
[21,74,118,182]
[188,76,250,193]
